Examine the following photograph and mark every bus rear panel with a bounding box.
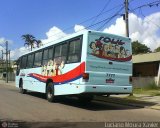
[80,31,132,95]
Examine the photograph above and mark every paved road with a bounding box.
[0,84,160,122]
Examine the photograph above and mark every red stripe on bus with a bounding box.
[28,62,85,83]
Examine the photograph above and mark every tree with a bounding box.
[154,46,160,52]
[22,34,36,51]
[35,40,43,48]
[132,41,151,55]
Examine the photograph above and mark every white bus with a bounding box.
[16,30,132,102]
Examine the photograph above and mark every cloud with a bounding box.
[10,12,160,60]
[0,37,14,60]
[0,37,13,45]
[41,25,86,45]
[10,47,29,60]
[0,37,6,45]
[74,24,86,32]
[103,12,160,51]
[9,26,68,60]
[41,26,68,45]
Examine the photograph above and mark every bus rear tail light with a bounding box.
[129,76,132,84]
[82,73,89,81]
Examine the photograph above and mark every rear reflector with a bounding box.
[82,73,89,80]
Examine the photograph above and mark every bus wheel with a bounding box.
[19,80,27,94]
[46,82,55,102]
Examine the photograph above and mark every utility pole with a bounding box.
[1,50,3,60]
[125,0,129,37]
[1,50,4,74]
[9,50,10,67]
[6,41,8,83]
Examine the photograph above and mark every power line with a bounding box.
[128,0,160,29]
[90,0,111,26]
[47,3,124,39]
[130,0,160,11]
[96,5,124,31]
[139,8,160,28]
[23,0,160,46]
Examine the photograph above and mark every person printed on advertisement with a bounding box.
[125,49,130,57]
[95,39,103,56]
[111,45,116,58]
[102,44,109,57]
[42,65,46,76]
[47,60,54,76]
[119,46,126,58]
[52,60,65,76]
[41,58,65,77]
[114,44,120,58]
[107,43,114,57]
[89,42,99,55]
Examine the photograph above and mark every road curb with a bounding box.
[94,96,158,109]
[149,105,160,110]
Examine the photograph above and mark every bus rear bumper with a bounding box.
[82,85,132,94]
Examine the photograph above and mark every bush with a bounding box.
[144,82,158,90]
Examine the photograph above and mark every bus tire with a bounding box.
[19,79,27,94]
[46,82,55,102]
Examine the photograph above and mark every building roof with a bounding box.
[133,52,160,63]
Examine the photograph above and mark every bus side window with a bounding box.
[20,56,27,69]
[67,38,81,63]
[54,43,67,63]
[16,58,20,76]
[61,43,67,62]
[34,51,42,67]
[26,54,34,68]
[48,47,53,60]
[42,49,48,65]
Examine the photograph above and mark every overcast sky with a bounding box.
[0,0,159,59]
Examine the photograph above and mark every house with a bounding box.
[132,52,160,87]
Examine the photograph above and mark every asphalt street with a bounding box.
[0,83,160,123]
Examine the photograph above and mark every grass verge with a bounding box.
[133,83,160,96]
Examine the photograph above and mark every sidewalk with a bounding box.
[134,94,160,110]
[95,94,160,110]
[0,80,15,86]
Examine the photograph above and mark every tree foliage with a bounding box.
[22,34,36,51]
[35,40,43,48]
[154,46,160,52]
[22,34,42,51]
[132,41,151,55]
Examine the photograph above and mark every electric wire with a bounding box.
[90,0,111,26]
